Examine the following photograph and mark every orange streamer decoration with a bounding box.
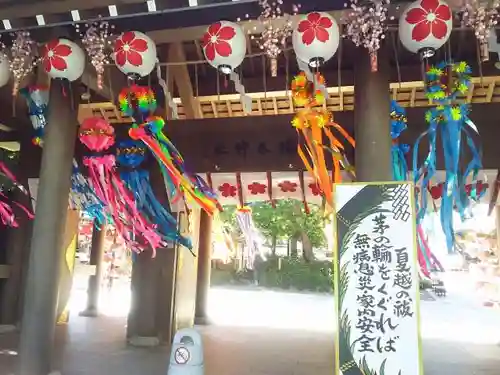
[291,72,355,211]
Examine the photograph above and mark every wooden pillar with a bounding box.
[18,82,77,375]
[80,220,106,317]
[354,46,392,182]
[126,166,177,346]
[195,210,213,325]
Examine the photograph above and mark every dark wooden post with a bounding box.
[80,220,106,317]
[18,82,78,375]
[354,46,392,182]
[195,210,213,325]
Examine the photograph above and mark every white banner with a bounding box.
[333,182,422,375]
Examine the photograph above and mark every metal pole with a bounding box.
[194,210,213,325]
[18,82,78,375]
[354,46,392,182]
[80,220,106,317]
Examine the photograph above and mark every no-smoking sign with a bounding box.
[174,347,190,365]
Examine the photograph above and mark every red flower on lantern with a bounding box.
[279,181,298,193]
[297,12,333,45]
[114,32,148,67]
[405,0,451,42]
[202,22,236,61]
[218,183,237,197]
[309,183,322,196]
[248,182,266,195]
[42,40,72,72]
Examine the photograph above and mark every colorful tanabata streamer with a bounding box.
[116,140,193,251]
[390,101,439,276]
[70,159,106,224]
[390,100,409,181]
[413,61,483,252]
[235,206,263,270]
[129,116,220,215]
[290,72,355,211]
[118,85,157,120]
[0,161,34,226]
[79,117,164,255]
[19,85,49,146]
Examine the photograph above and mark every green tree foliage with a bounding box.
[220,199,327,261]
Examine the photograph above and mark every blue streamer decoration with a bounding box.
[70,159,107,224]
[390,100,409,181]
[19,85,49,147]
[413,61,484,252]
[116,139,193,252]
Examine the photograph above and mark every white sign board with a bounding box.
[333,182,422,375]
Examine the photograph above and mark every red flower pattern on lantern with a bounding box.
[405,0,451,42]
[202,22,236,61]
[279,181,298,193]
[114,32,149,67]
[42,40,72,72]
[297,12,333,45]
[218,182,237,197]
[309,183,322,196]
[248,182,266,195]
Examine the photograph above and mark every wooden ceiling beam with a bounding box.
[168,42,202,119]
[0,0,145,19]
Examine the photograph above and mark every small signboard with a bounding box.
[333,182,423,375]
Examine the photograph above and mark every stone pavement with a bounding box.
[0,283,499,375]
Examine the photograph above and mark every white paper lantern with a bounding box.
[41,38,85,81]
[0,56,10,88]
[399,0,453,57]
[202,21,246,74]
[113,31,157,77]
[292,12,339,68]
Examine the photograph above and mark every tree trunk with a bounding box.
[301,231,314,262]
[271,235,277,256]
[290,237,298,258]
[287,239,290,257]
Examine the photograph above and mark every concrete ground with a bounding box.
[1,272,500,375]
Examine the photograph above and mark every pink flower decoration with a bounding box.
[42,40,72,72]
[202,22,236,61]
[114,32,148,67]
[218,183,237,198]
[405,0,451,42]
[297,12,333,46]
[248,182,266,195]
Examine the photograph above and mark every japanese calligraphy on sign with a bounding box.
[333,182,422,375]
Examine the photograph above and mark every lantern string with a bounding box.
[337,35,342,102]
[262,55,267,110]
[285,47,289,97]
[391,30,402,88]
[475,39,484,87]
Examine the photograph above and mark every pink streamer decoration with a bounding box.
[0,162,34,227]
[83,155,164,255]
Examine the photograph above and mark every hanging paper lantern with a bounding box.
[202,21,246,74]
[113,31,157,78]
[0,56,10,88]
[79,117,115,152]
[41,38,85,81]
[398,0,453,58]
[20,86,49,146]
[292,12,340,68]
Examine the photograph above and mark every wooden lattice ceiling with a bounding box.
[78,75,500,124]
